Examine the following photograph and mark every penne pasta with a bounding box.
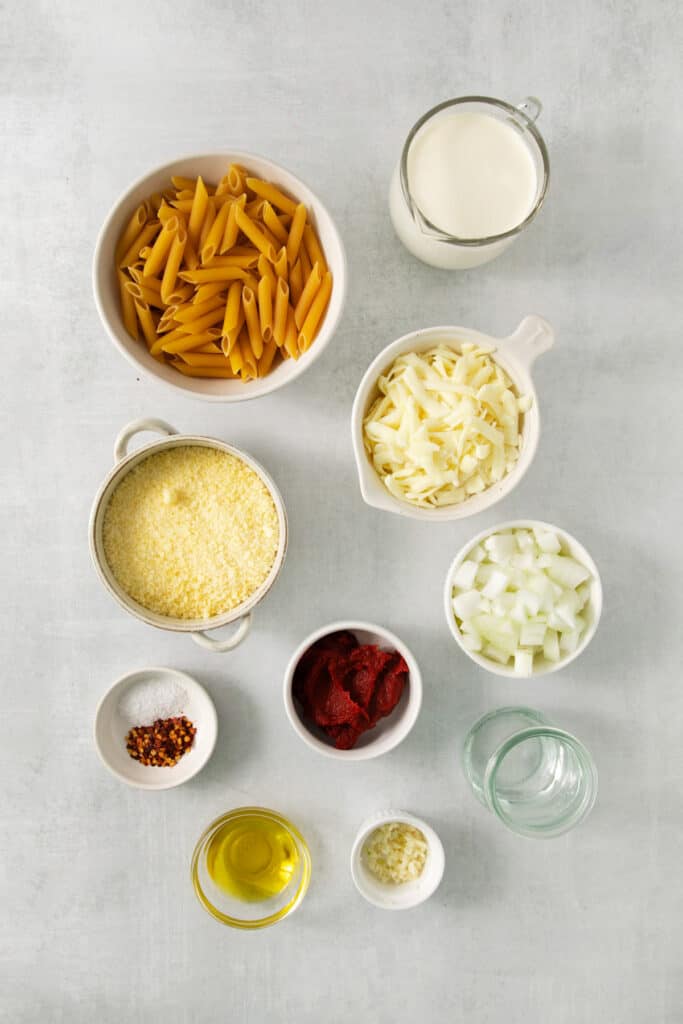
[273,246,288,280]
[294,261,323,329]
[242,286,264,359]
[220,193,246,253]
[114,164,330,381]
[286,203,307,265]
[297,270,332,352]
[179,267,258,287]
[262,201,288,244]
[234,207,276,262]
[188,176,209,249]
[257,276,273,343]
[221,280,242,337]
[116,204,148,263]
[134,300,158,349]
[272,277,289,346]
[245,177,297,215]
[143,217,178,278]
[257,253,277,291]
[200,200,231,264]
[118,270,138,340]
[303,222,327,273]
[289,258,304,307]
[118,221,160,268]
[284,305,299,360]
[257,337,279,377]
[160,225,188,304]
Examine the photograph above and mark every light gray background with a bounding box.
[2,1,681,1021]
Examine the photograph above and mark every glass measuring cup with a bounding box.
[462,708,598,838]
[389,96,550,269]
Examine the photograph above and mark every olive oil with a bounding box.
[206,812,298,903]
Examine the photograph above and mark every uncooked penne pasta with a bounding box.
[174,364,237,378]
[125,281,166,310]
[273,277,289,346]
[160,225,187,304]
[234,207,276,262]
[118,270,138,340]
[273,246,288,280]
[118,221,160,268]
[220,194,246,253]
[242,286,263,359]
[114,163,330,381]
[188,176,209,249]
[284,305,299,360]
[221,280,242,338]
[286,203,307,265]
[143,217,178,278]
[257,276,273,342]
[179,267,257,287]
[134,300,158,349]
[294,261,323,329]
[116,204,148,263]
[200,200,231,264]
[258,337,278,377]
[245,177,297,215]
[303,223,327,273]
[298,271,332,351]
[289,258,304,307]
[262,201,288,244]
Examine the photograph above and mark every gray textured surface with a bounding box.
[2,1,682,1021]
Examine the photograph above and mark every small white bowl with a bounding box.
[94,667,218,789]
[93,151,347,402]
[283,621,422,761]
[351,315,554,520]
[444,519,603,678]
[350,810,445,910]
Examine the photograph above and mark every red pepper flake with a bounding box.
[125,716,196,767]
[293,631,408,750]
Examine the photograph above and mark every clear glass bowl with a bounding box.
[191,808,311,928]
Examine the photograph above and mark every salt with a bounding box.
[118,676,188,727]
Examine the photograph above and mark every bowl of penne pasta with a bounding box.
[93,153,346,401]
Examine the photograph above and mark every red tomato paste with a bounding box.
[293,630,408,749]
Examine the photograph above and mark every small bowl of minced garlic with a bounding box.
[350,810,445,910]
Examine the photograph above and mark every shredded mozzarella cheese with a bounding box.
[363,344,530,508]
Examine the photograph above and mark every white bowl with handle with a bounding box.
[88,418,287,653]
[443,519,603,677]
[351,315,554,520]
[93,151,347,402]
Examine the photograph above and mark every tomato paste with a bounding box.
[293,631,408,749]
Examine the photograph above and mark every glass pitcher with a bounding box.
[389,96,550,270]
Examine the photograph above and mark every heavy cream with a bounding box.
[406,110,538,239]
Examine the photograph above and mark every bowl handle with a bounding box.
[114,417,178,463]
[191,613,252,653]
[501,315,554,369]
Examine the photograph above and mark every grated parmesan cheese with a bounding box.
[363,343,531,508]
[362,822,428,885]
[102,446,280,620]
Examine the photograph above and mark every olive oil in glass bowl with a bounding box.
[191,808,311,928]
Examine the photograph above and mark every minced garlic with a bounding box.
[103,446,280,620]
[362,822,428,885]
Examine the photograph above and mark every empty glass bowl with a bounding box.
[191,808,311,928]
[462,707,598,838]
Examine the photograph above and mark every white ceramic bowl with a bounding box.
[89,417,288,653]
[94,667,218,790]
[283,621,422,761]
[350,810,445,909]
[93,151,347,402]
[351,315,554,520]
[444,519,603,677]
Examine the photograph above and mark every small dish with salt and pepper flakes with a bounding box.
[94,666,217,790]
